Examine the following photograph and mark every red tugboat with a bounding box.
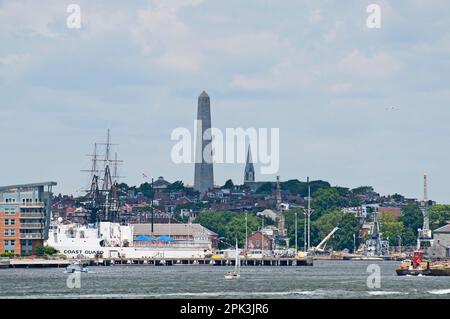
[396,250,431,276]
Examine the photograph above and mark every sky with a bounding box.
[1,0,450,202]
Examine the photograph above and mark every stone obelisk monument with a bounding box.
[194,91,214,196]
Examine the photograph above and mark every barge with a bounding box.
[396,250,450,276]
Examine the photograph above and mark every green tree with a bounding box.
[309,180,331,195]
[280,180,305,196]
[166,181,185,192]
[428,205,450,230]
[137,182,154,199]
[195,211,260,248]
[312,188,347,217]
[391,193,405,203]
[379,214,403,246]
[117,182,130,191]
[284,208,307,249]
[399,205,423,246]
[221,179,234,189]
[351,186,374,194]
[36,245,58,256]
[256,182,274,194]
[313,210,359,251]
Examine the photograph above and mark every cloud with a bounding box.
[413,0,449,9]
[81,8,132,39]
[337,50,402,77]
[0,0,63,38]
[0,53,31,66]
[210,31,286,58]
[230,58,311,91]
[131,0,205,73]
[414,33,450,54]
[323,21,343,43]
[309,10,322,25]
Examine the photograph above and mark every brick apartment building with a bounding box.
[0,182,56,255]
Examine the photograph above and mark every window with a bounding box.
[4,219,15,226]
[5,208,15,215]
[4,240,15,246]
[4,229,15,236]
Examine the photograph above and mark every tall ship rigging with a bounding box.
[46,130,215,259]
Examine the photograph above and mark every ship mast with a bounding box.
[83,130,123,223]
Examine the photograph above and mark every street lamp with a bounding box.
[295,211,298,255]
[306,177,313,251]
[398,235,402,254]
[303,209,307,252]
[151,177,154,234]
[353,233,356,254]
[245,212,248,252]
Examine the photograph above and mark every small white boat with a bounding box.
[65,260,88,273]
[225,240,240,280]
[0,257,10,269]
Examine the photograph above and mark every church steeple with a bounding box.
[244,146,255,183]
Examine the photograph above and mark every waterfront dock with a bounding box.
[2,256,313,268]
[96,256,313,267]
[8,258,71,268]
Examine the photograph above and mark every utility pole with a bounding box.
[307,177,312,251]
[304,209,307,252]
[151,177,154,234]
[295,211,298,255]
[245,212,248,252]
[261,215,264,261]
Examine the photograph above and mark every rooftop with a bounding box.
[133,223,217,237]
[0,182,57,192]
[434,223,450,234]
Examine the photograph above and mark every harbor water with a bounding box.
[1,261,450,299]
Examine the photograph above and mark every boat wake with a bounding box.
[367,291,408,296]
[1,290,327,299]
[428,289,450,295]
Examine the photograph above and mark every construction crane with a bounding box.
[309,227,339,254]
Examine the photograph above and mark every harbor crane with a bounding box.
[309,227,339,254]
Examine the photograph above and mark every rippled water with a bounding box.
[1,261,449,299]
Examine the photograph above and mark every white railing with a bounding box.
[20,213,44,218]
[20,223,44,229]
[20,233,43,239]
[20,202,45,207]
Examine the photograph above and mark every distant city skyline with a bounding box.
[1,1,450,202]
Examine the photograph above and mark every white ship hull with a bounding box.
[46,221,212,259]
[54,245,209,259]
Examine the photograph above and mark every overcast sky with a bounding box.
[1,0,450,202]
